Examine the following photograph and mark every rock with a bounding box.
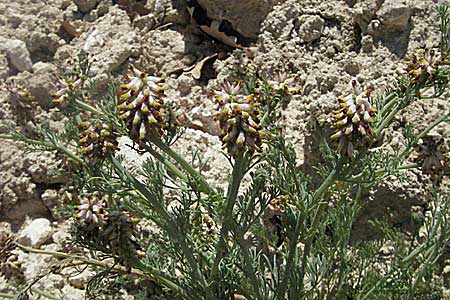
[297,15,325,43]
[67,268,95,288]
[18,218,53,247]
[3,39,33,72]
[73,0,100,13]
[10,62,58,108]
[196,0,274,38]
[377,0,412,32]
[79,7,140,78]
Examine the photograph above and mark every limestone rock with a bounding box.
[377,0,412,32]
[18,218,53,247]
[297,15,325,43]
[3,39,33,72]
[73,0,100,13]
[79,6,140,80]
[196,0,274,38]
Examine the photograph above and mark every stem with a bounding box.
[375,103,400,137]
[150,137,215,195]
[141,143,188,182]
[16,243,184,295]
[399,112,450,160]
[0,134,83,165]
[299,168,338,286]
[380,95,398,117]
[211,154,247,281]
[0,293,15,299]
[110,157,213,298]
[74,99,102,115]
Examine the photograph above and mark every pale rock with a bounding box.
[377,0,412,32]
[297,15,325,43]
[18,218,53,247]
[68,268,95,288]
[197,0,274,38]
[3,39,33,72]
[80,7,140,77]
[62,281,87,300]
[73,0,100,13]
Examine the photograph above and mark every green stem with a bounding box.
[380,95,398,117]
[375,103,400,137]
[399,112,450,160]
[141,144,188,182]
[0,134,83,165]
[110,157,212,298]
[150,137,215,195]
[16,243,185,296]
[0,292,15,299]
[74,99,102,115]
[277,216,301,300]
[211,154,247,281]
[299,168,338,285]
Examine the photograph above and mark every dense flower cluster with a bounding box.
[415,136,449,183]
[52,77,83,106]
[74,195,141,269]
[77,192,107,225]
[405,48,447,86]
[266,71,301,95]
[214,81,264,157]
[330,79,377,158]
[118,65,167,144]
[78,120,119,163]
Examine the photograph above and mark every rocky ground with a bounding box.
[0,0,450,298]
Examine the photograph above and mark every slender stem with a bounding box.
[74,99,102,115]
[141,143,188,182]
[277,216,301,300]
[398,112,450,160]
[15,243,184,295]
[150,137,216,195]
[299,168,338,285]
[380,95,398,117]
[110,157,212,298]
[0,134,83,165]
[375,103,400,137]
[0,292,15,299]
[211,154,247,281]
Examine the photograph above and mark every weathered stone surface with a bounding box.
[3,39,33,72]
[18,218,53,247]
[73,0,100,13]
[377,0,412,32]
[197,0,274,38]
[297,15,325,43]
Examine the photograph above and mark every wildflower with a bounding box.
[78,120,119,163]
[118,65,168,144]
[53,77,83,106]
[405,48,446,86]
[330,79,377,158]
[214,81,264,157]
[77,193,106,225]
[267,71,301,95]
[415,136,449,183]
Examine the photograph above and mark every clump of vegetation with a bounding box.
[2,5,450,300]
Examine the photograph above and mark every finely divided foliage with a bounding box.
[2,5,450,300]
